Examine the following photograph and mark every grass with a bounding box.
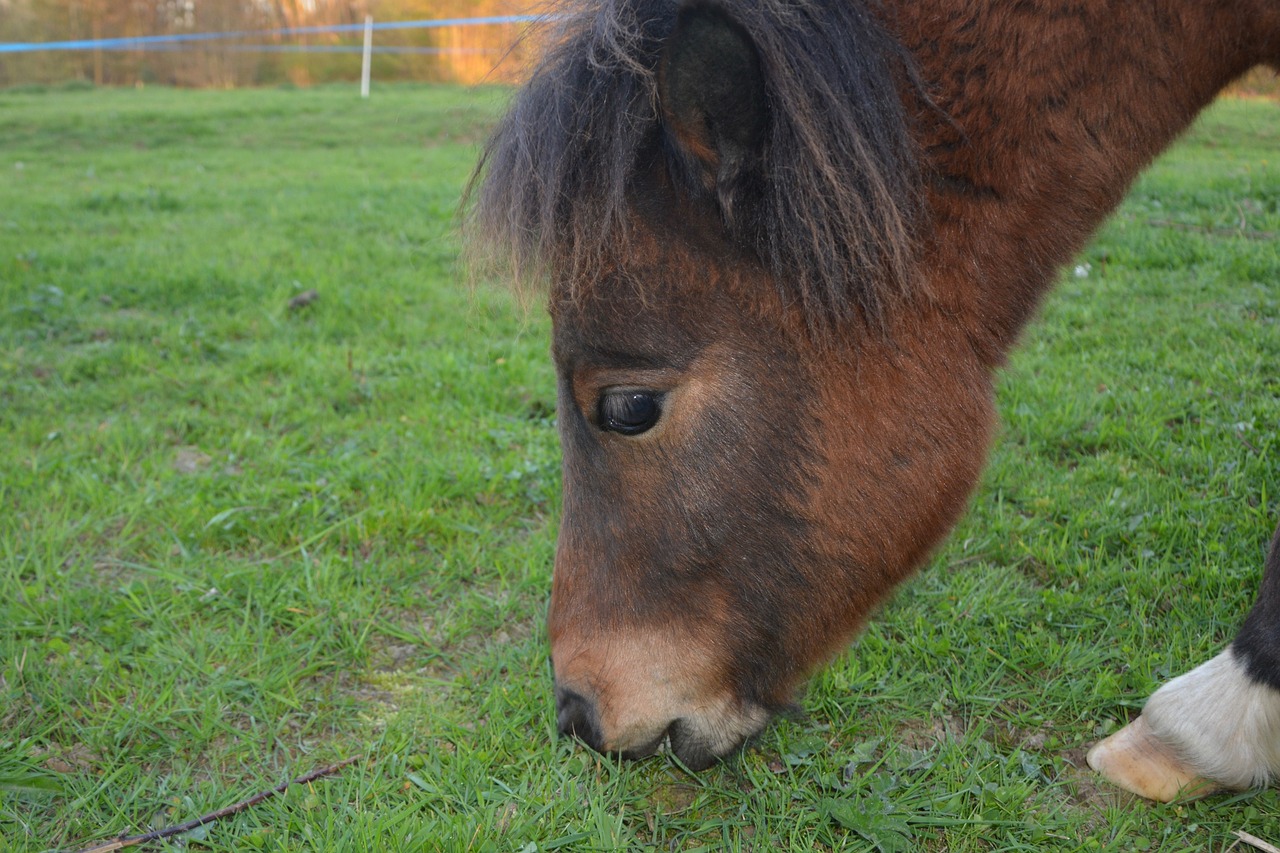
[0,82,1277,852]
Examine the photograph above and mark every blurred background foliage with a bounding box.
[0,0,540,87]
[1,0,1277,93]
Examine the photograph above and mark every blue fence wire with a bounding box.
[0,15,541,55]
[91,43,499,56]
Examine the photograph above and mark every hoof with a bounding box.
[1086,715,1218,802]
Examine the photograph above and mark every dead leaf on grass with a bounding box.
[173,447,211,474]
[288,289,320,310]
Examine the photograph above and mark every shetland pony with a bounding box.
[469,0,1280,800]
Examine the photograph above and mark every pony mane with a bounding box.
[466,0,922,329]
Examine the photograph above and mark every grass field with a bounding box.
[0,83,1278,852]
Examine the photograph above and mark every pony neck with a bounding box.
[890,0,1280,364]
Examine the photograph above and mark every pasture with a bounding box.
[1,83,1278,851]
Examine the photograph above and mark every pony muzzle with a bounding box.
[554,685,735,771]
[553,683,682,763]
[552,671,771,771]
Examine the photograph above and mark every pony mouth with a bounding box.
[557,682,773,771]
[664,717,725,771]
[616,718,724,771]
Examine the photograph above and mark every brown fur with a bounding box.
[470,0,1280,768]
[896,0,1280,361]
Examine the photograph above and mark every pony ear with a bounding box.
[658,2,769,209]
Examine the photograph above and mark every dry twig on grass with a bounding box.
[1234,829,1280,853]
[72,757,360,853]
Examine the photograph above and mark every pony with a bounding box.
[468,0,1280,801]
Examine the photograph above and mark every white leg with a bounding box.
[1088,647,1280,801]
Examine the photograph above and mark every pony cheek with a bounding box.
[801,340,996,634]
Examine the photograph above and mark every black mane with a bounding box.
[467,0,921,328]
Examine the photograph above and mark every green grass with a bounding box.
[0,83,1278,852]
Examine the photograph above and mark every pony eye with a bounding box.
[597,391,662,435]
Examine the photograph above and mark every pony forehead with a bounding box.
[467,0,923,332]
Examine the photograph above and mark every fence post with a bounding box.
[360,15,373,98]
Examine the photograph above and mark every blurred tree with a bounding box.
[371,0,538,84]
[0,0,541,87]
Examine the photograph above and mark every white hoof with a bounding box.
[1086,715,1216,802]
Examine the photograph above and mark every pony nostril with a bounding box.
[555,688,603,751]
